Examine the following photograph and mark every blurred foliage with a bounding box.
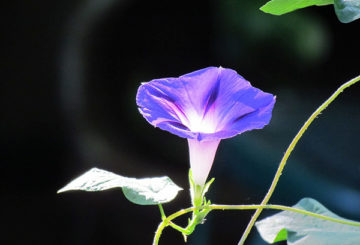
[216,0,330,66]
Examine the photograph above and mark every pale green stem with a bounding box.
[153,207,195,245]
[158,204,166,220]
[168,222,188,234]
[210,204,360,227]
[238,74,360,245]
[153,221,167,245]
[153,202,360,244]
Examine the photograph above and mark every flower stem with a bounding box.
[238,74,360,245]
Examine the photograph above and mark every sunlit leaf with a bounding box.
[256,198,360,244]
[334,0,360,23]
[260,0,334,15]
[58,168,182,205]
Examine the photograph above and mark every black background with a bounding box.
[1,0,360,244]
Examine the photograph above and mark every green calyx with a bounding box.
[182,169,215,238]
[154,170,215,243]
[189,169,215,207]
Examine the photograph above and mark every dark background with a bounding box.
[1,0,360,244]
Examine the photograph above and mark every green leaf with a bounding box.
[260,0,334,15]
[58,168,182,205]
[334,0,360,23]
[256,198,360,244]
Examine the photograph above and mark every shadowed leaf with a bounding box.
[256,198,360,244]
[334,0,360,23]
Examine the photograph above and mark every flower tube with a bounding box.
[136,67,275,187]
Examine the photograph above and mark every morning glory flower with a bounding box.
[136,67,275,186]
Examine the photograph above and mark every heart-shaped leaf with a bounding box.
[334,0,360,23]
[260,0,334,15]
[256,198,360,244]
[58,168,182,205]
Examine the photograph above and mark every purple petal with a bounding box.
[136,67,275,141]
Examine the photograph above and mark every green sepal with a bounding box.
[194,199,212,224]
[202,177,215,198]
[188,169,215,208]
[186,169,214,233]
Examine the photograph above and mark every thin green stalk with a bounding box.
[153,221,167,245]
[209,204,360,227]
[153,202,360,245]
[168,222,188,234]
[158,204,166,220]
[238,74,360,245]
